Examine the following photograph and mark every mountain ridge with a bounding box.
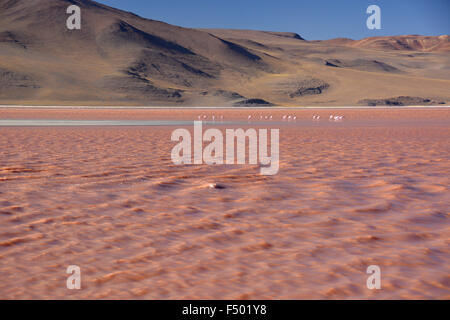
[0,0,448,106]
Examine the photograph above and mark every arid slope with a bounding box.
[0,0,449,106]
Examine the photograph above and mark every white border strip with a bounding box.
[0,105,449,109]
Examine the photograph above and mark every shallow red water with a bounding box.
[0,108,449,299]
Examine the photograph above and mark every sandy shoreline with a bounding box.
[1,105,450,109]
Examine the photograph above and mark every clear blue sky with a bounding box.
[96,0,449,40]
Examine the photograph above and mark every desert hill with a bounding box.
[330,35,450,53]
[0,0,449,106]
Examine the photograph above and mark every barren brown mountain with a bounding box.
[0,0,449,106]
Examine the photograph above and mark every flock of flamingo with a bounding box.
[315,115,345,121]
[196,114,345,122]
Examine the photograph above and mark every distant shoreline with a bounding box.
[1,105,449,110]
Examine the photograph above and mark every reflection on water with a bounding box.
[0,119,448,127]
[0,119,199,126]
